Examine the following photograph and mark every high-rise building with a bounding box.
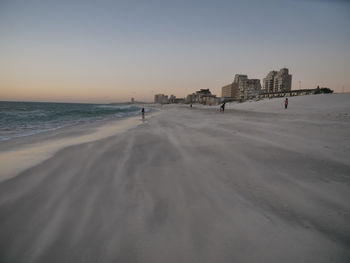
[235,75,247,101]
[154,94,168,104]
[244,79,262,99]
[222,74,261,101]
[232,74,261,100]
[274,68,292,92]
[186,94,195,104]
[263,68,292,93]
[263,71,277,93]
[222,83,238,99]
[234,74,248,84]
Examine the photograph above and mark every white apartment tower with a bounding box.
[234,74,261,100]
[263,68,292,93]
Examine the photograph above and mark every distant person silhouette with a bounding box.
[284,98,288,109]
[220,102,226,112]
[190,104,192,108]
[141,108,145,119]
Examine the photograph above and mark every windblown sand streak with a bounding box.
[0,94,349,262]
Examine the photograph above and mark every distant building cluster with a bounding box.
[259,68,320,98]
[154,89,218,105]
[154,94,185,104]
[153,67,329,105]
[222,68,292,101]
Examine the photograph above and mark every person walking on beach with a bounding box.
[141,108,145,119]
[284,98,288,109]
[220,102,226,113]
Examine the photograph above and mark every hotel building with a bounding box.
[222,74,261,101]
[263,68,292,93]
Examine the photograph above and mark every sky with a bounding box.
[0,0,349,103]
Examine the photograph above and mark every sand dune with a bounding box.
[0,94,349,262]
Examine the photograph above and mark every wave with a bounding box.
[0,102,141,141]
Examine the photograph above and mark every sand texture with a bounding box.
[0,94,349,262]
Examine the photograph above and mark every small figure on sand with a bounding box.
[141,108,145,119]
[284,98,288,109]
[220,102,226,113]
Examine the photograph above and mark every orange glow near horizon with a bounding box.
[0,78,197,103]
[1,0,349,103]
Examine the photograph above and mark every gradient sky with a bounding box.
[1,0,349,103]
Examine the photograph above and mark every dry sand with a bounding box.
[0,94,349,262]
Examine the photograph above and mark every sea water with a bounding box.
[0,101,141,141]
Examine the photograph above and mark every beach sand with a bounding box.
[0,94,349,262]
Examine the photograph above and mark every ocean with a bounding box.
[0,101,141,141]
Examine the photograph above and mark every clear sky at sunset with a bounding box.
[1,0,349,103]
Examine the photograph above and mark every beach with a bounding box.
[0,94,349,262]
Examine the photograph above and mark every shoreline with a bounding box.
[0,110,159,182]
